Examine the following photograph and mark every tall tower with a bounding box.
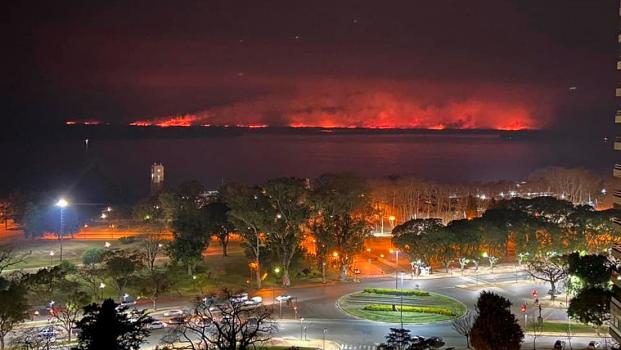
[150,163,165,194]
[610,1,621,344]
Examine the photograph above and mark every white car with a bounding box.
[230,293,249,304]
[275,295,292,302]
[241,297,263,310]
[37,327,60,341]
[148,320,167,330]
[163,309,185,317]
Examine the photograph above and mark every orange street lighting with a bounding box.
[332,251,339,258]
[366,248,371,253]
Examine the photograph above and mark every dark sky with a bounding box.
[5,0,619,133]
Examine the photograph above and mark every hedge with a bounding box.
[363,288,430,297]
[363,304,456,316]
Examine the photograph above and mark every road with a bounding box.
[18,269,610,349]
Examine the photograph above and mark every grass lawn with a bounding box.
[339,289,466,324]
[537,321,602,334]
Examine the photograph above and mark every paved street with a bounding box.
[21,268,609,350]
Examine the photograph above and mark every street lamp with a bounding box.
[323,328,327,350]
[388,215,396,228]
[299,318,305,340]
[49,251,54,266]
[390,249,400,289]
[55,198,68,261]
[99,282,106,300]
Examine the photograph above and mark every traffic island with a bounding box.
[338,288,466,324]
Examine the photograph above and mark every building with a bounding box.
[150,163,165,194]
[611,1,621,344]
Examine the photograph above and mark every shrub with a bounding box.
[363,304,456,316]
[82,247,104,265]
[363,288,430,296]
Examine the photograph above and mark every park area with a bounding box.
[338,288,466,324]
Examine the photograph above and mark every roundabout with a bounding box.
[337,287,467,324]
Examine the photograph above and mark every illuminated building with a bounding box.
[611,1,621,343]
[150,163,165,194]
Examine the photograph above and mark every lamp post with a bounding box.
[299,318,304,340]
[390,249,400,289]
[388,215,396,228]
[99,283,106,300]
[49,251,54,266]
[55,198,68,261]
[323,328,327,350]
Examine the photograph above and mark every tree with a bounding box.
[568,286,611,335]
[82,247,105,266]
[102,250,143,301]
[136,268,173,310]
[168,290,276,350]
[310,173,373,281]
[567,252,611,287]
[74,299,153,350]
[222,183,269,288]
[470,291,523,350]
[0,244,28,274]
[169,205,211,276]
[206,202,234,257]
[0,280,30,350]
[260,178,310,286]
[527,254,567,300]
[393,219,443,262]
[51,283,91,342]
[452,310,477,349]
[22,200,81,239]
[382,328,412,350]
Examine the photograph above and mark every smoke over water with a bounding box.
[127,80,552,130]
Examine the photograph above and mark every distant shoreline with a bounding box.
[1,124,549,141]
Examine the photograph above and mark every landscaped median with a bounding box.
[338,288,466,324]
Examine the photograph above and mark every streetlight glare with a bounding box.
[56,198,69,208]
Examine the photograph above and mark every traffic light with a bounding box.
[520,304,527,313]
[531,289,538,298]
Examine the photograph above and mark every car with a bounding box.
[230,293,249,304]
[163,309,185,317]
[275,295,292,302]
[37,327,60,341]
[148,320,167,330]
[553,340,564,349]
[166,316,186,325]
[588,341,600,349]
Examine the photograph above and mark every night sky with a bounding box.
[4,0,619,133]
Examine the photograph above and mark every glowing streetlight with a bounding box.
[100,213,107,219]
[274,267,281,274]
[99,282,106,299]
[104,242,111,248]
[332,251,339,258]
[55,198,69,261]
[388,215,396,228]
[49,251,54,266]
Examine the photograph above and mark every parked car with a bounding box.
[553,340,564,349]
[148,320,167,330]
[37,327,60,341]
[166,316,186,325]
[275,295,292,302]
[163,309,185,317]
[588,341,600,349]
[230,293,249,304]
